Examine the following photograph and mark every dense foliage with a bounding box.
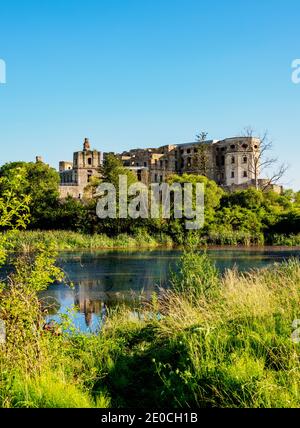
[0,161,60,229]
[0,159,299,245]
[2,240,300,407]
[1,159,300,408]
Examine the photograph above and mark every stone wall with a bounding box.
[59,185,84,199]
[118,138,260,188]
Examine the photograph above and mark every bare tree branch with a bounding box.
[241,127,288,191]
[195,131,208,142]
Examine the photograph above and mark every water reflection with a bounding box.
[74,289,108,329]
[40,248,300,333]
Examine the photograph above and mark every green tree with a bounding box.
[0,167,31,265]
[99,153,137,190]
[168,173,224,226]
[213,206,262,234]
[269,208,300,235]
[220,188,264,210]
[295,191,300,206]
[164,174,223,243]
[54,196,85,230]
[0,161,60,228]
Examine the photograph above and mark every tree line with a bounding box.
[0,156,299,245]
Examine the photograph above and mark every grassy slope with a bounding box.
[2,258,300,408]
[94,258,300,407]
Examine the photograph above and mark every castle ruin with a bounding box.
[58,136,281,199]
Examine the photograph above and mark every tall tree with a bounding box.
[0,167,31,265]
[0,161,60,228]
[191,144,210,176]
[98,153,137,190]
[191,131,210,176]
[242,127,288,190]
[195,131,208,142]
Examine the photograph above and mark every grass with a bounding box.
[3,229,174,252]
[3,372,110,408]
[268,233,300,247]
[3,230,299,253]
[1,244,300,408]
[93,257,300,408]
[202,230,265,246]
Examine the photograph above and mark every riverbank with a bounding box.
[3,230,300,252]
[1,250,300,408]
[4,230,174,252]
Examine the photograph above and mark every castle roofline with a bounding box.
[219,136,260,141]
[176,139,218,147]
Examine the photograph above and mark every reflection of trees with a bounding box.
[69,252,171,293]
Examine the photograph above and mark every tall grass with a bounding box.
[96,257,300,407]
[3,230,174,252]
[202,230,265,246]
[1,237,300,408]
[3,372,110,408]
[268,233,300,246]
[4,230,298,252]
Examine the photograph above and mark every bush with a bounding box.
[171,250,220,299]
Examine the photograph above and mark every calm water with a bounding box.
[40,247,300,333]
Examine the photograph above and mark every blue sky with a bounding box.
[0,0,300,189]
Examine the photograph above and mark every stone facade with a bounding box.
[118,137,261,188]
[59,138,102,199]
[58,136,279,199]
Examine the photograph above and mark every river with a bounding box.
[39,247,300,333]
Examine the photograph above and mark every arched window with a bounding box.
[88,157,92,166]
[243,156,247,164]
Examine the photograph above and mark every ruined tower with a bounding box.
[59,138,102,199]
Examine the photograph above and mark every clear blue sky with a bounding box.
[0,0,300,189]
